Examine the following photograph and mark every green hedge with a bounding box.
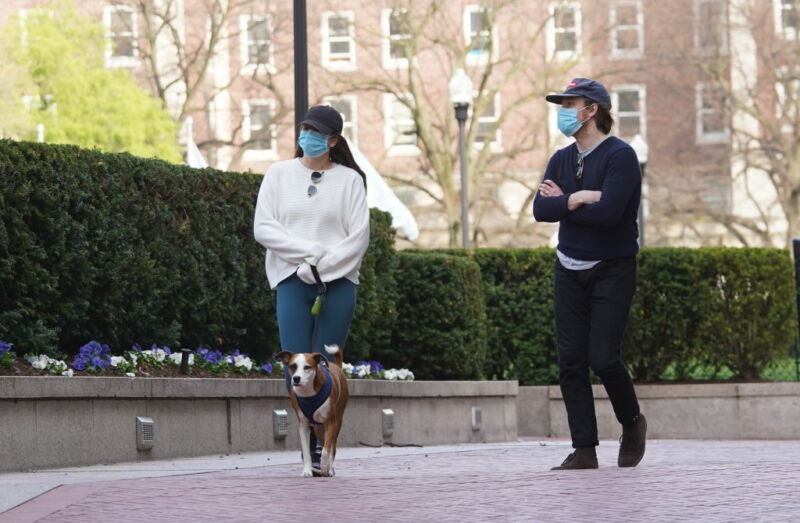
[420,248,797,384]
[379,253,487,380]
[0,140,395,361]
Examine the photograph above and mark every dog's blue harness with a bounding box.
[296,366,332,425]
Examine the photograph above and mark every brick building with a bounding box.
[2,0,797,247]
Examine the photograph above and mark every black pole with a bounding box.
[180,349,191,375]
[793,238,800,381]
[638,162,646,248]
[294,0,308,141]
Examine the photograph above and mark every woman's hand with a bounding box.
[539,179,564,197]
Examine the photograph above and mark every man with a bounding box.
[533,78,647,470]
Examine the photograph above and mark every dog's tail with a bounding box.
[324,344,344,368]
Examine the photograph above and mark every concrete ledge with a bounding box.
[0,377,517,399]
[520,382,800,440]
[0,377,517,472]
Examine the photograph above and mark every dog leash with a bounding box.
[310,265,327,316]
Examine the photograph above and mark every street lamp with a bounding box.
[449,68,473,249]
[630,134,649,248]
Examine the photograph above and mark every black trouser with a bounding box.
[554,256,640,448]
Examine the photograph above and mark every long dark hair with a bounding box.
[294,133,367,190]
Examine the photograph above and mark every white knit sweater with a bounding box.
[253,158,370,289]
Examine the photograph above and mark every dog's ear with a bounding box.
[275,351,293,364]
[311,353,324,366]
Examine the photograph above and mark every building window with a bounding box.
[774,0,798,38]
[775,67,799,133]
[323,96,357,145]
[474,93,501,150]
[695,83,729,144]
[464,5,498,65]
[382,8,412,69]
[322,11,355,70]
[383,94,418,155]
[242,99,276,158]
[240,15,273,72]
[694,0,727,53]
[103,5,137,67]
[547,2,582,61]
[610,1,643,58]
[612,85,646,141]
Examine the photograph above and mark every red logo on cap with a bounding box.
[567,81,578,88]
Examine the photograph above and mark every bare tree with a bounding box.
[111,0,295,170]
[316,0,604,247]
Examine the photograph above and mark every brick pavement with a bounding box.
[2,439,799,522]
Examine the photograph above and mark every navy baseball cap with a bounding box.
[546,78,612,109]
[300,105,344,135]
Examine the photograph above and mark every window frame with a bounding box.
[693,0,728,54]
[321,11,356,71]
[383,93,419,156]
[610,0,644,59]
[242,98,277,160]
[612,84,647,141]
[472,92,502,152]
[103,5,139,68]
[322,95,358,146]
[695,82,730,144]
[381,8,413,69]
[774,0,798,39]
[239,14,275,75]
[463,5,499,66]
[546,1,582,62]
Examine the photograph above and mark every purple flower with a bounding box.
[132,343,143,352]
[72,358,87,371]
[91,356,107,368]
[0,341,12,355]
[75,341,111,370]
[262,363,273,373]
[202,350,223,364]
[370,361,383,373]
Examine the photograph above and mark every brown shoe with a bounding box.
[551,447,598,470]
[618,413,647,467]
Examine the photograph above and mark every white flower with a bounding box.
[384,368,415,381]
[233,355,252,371]
[62,369,74,377]
[167,352,194,366]
[27,354,49,370]
[342,363,354,376]
[129,352,138,366]
[153,349,168,362]
[110,356,127,368]
[125,372,135,377]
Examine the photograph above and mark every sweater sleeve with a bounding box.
[253,169,327,265]
[566,147,640,227]
[315,177,370,282]
[532,155,571,223]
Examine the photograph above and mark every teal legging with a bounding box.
[276,274,357,389]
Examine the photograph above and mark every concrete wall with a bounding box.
[518,383,800,440]
[0,377,518,472]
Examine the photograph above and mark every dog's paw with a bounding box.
[301,468,313,478]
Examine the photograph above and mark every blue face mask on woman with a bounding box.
[298,130,330,158]
[557,105,592,137]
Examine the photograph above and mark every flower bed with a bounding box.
[0,340,414,381]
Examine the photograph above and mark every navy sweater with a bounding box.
[533,136,641,260]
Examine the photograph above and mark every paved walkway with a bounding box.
[2,439,799,522]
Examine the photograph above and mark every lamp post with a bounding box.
[293,0,308,141]
[630,134,649,248]
[449,68,473,249]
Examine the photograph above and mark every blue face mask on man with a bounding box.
[298,130,330,158]
[557,105,593,137]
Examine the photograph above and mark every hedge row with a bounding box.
[0,140,394,362]
[1,140,796,383]
[419,248,797,383]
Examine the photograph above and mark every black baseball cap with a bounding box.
[299,105,344,135]
[546,78,612,109]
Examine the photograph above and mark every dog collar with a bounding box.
[295,366,332,425]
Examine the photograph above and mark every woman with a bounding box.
[253,105,369,472]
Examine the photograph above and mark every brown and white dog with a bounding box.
[276,345,349,477]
